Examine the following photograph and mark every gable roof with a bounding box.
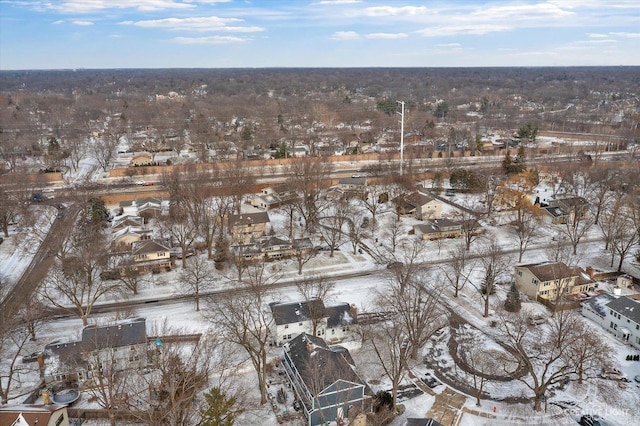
[607,296,640,324]
[285,333,365,395]
[132,239,170,255]
[46,317,147,365]
[326,303,356,328]
[228,212,270,227]
[405,191,436,208]
[270,300,326,326]
[517,261,577,282]
[0,405,67,426]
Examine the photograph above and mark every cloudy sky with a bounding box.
[1,0,639,70]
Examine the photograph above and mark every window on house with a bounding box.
[284,324,289,329]
[299,322,302,326]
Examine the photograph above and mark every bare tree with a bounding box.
[362,321,409,410]
[510,194,544,262]
[378,267,447,360]
[288,156,333,231]
[179,255,216,311]
[441,242,474,298]
[205,263,278,404]
[93,115,126,172]
[497,308,611,411]
[560,207,594,256]
[292,239,317,275]
[474,238,511,318]
[296,274,335,336]
[41,224,120,326]
[0,318,34,404]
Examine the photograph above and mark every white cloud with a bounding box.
[469,3,574,21]
[52,20,65,25]
[172,35,248,44]
[365,33,407,39]
[119,16,264,33]
[437,43,462,47]
[72,20,94,26]
[587,33,608,38]
[416,24,511,37]
[318,0,361,4]
[362,6,427,17]
[36,1,196,13]
[609,32,640,38]
[331,31,360,41]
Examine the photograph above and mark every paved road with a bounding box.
[0,203,80,329]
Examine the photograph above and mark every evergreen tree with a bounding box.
[86,197,110,225]
[502,151,513,174]
[213,235,229,270]
[198,387,243,426]
[504,283,522,312]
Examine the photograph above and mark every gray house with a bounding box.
[45,317,148,385]
[282,333,372,426]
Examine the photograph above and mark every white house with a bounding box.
[270,300,357,346]
[583,295,640,350]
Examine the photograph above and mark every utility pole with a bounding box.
[397,100,405,175]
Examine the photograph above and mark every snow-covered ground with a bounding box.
[2,177,640,424]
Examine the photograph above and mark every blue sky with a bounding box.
[1,0,639,70]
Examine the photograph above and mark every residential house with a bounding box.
[270,300,357,346]
[393,192,442,220]
[334,176,368,199]
[119,197,163,217]
[0,404,70,426]
[414,218,464,241]
[583,295,640,350]
[232,236,313,262]
[514,262,596,303]
[542,205,569,225]
[251,184,299,210]
[131,239,172,272]
[45,317,147,386]
[228,212,271,244]
[112,226,151,251]
[112,215,145,231]
[549,196,590,221]
[282,333,372,426]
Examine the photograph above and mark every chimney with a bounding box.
[350,304,358,321]
[307,342,314,352]
[586,266,594,278]
[295,309,300,316]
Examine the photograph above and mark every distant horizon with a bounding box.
[1,1,639,70]
[2,65,640,73]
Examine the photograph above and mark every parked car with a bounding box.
[634,375,640,383]
[387,261,403,270]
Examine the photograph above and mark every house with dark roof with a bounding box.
[270,300,357,346]
[582,293,617,331]
[413,218,464,241]
[45,317,147,386]
[542,205,569,224]
[591,296,640,350]
[549,196,590,221]
[514,261,596,303]
[393,191,442,220]
[282,333,372,426]
[228,212,271,244]
[231,236,314,261]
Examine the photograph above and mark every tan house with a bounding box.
[132,239,171,263]
[514,261,596,302]
[112,226,151,251]
[393,191,442,220]
[0,404,69,426]
[228,212,270,244]
[414,218,464,240]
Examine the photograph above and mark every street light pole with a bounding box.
[397,100,405,175]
